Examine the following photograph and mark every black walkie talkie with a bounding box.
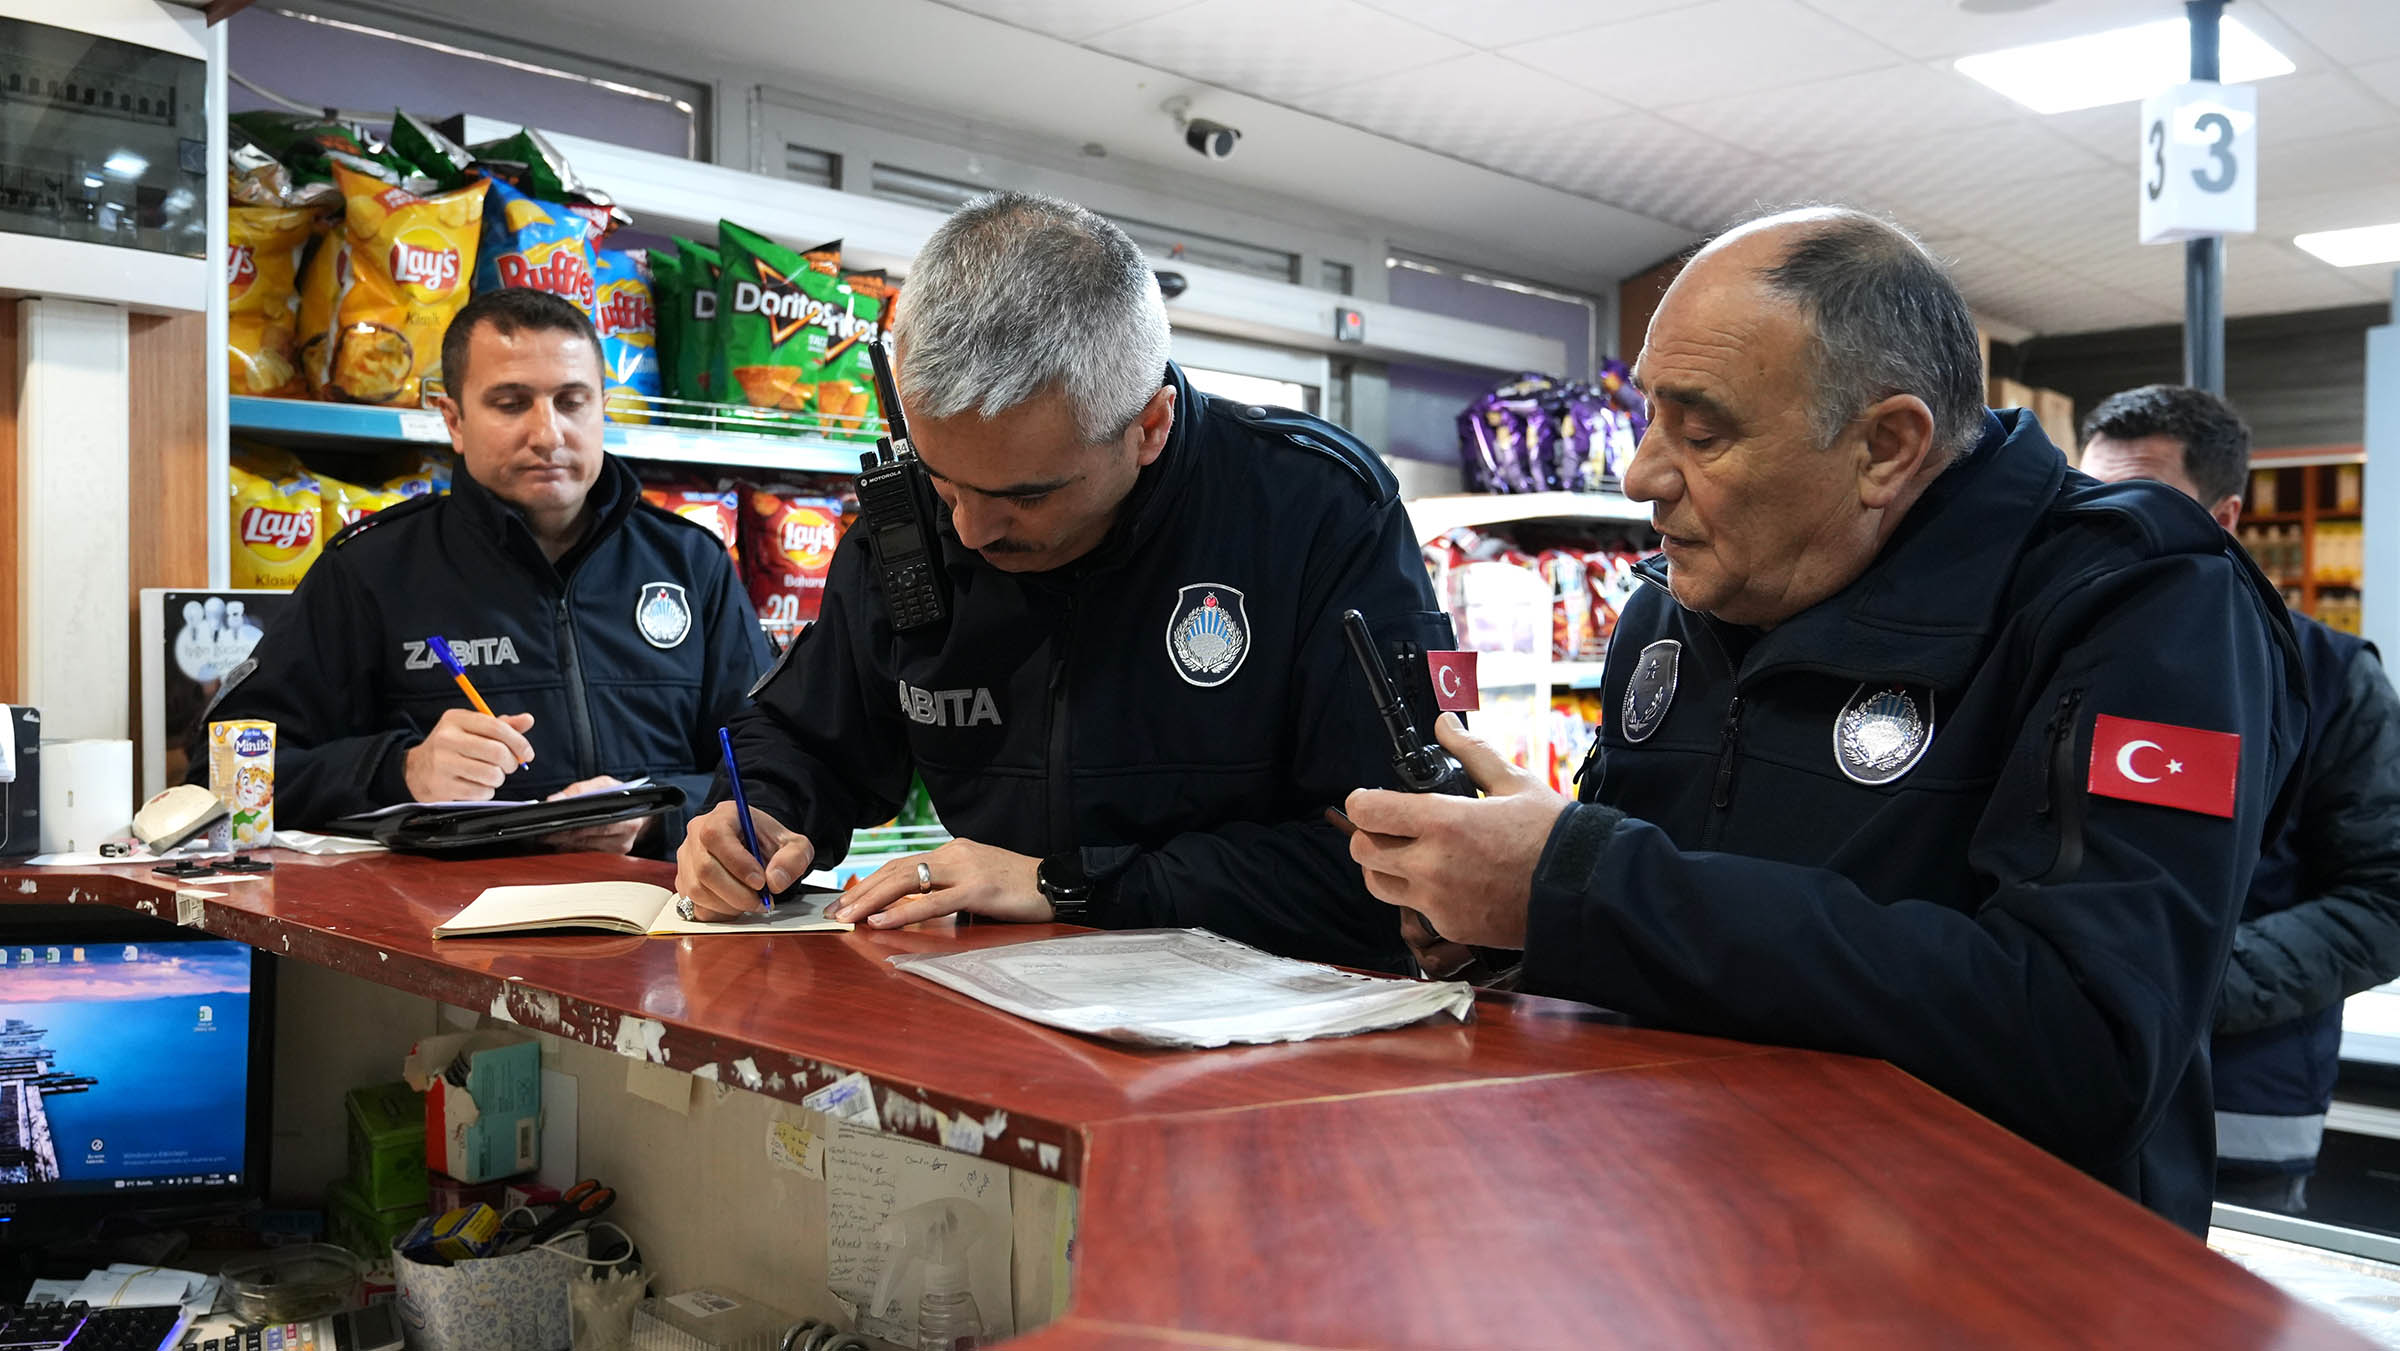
[857,338,952,631]
[1341,610,1472,797]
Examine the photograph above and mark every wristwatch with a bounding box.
[1036,851,1096,922]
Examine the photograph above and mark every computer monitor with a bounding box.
[0,905,272,1249]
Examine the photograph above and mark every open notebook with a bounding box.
[433,881,851,939]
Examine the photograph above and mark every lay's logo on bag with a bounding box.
[227,244,257,297]
[596,286,654,340]
[239,505,317,559]
[390,230,463,297]
[498,244,596,311]
[780,506,840,568]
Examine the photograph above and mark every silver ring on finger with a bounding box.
[916,861,934,892]
[675,895,698,921]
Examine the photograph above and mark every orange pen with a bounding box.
[427,634,528,771]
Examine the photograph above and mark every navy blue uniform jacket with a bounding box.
[1537,410,2303,1233]
[726,363,1450,973]
[200,455,771,851]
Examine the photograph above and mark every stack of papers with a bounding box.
[887,928,1475,1048]
[27,1264,221,1318]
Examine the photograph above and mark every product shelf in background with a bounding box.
[1553,660,1609,689]
[230,395,871,477]
[1407,490,1649,543]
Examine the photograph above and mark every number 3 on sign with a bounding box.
[2138,81,2258,244]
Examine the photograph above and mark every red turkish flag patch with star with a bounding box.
[1426,650,1480,712]
[2087,713,2240,818]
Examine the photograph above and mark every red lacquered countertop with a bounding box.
[4,856,2366,1349]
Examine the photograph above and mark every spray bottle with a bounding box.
[870,1198,988,1351]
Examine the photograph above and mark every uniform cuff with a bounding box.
[1524,801,1624,992]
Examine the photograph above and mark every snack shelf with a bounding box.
[229,396,866,476]
[1553,660,1609,689]
[1407,490,1649,543]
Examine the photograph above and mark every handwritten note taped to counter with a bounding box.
[825,1122,1014,1343]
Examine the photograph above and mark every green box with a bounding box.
[345,1081,428,1211]
[326,1177,425,1264]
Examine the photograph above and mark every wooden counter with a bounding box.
[3,853,2369,1349]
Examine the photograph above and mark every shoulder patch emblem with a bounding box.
[1620,639,1681,742]
[1834,684,1936,786]
[1166,583,1249,688]
[636,581,693,650]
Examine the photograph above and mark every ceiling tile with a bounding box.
[1654,60,2031,157]
[1503,0,1903,109]
[2262,182,2400,236]
[933,0,1205,41]
[1352,0,1696,47]
[2262,128,2400,199]
[1791,0,2182,62]
[1086,0,1472,102]
[1293,51,1625,170]
[2342,56,2400,111]
[1544,109,1834,233]
[2250,0,2400,67]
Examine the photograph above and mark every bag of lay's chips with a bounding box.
[640,486,740,566]
[231,438,307,481]
[227,204,318,398]
[295,216,346,396]
[326,164,487,406]
[713,224,881,437]
[474,176,595,316]
[668,236,721,405]
[316,469,409,542]
[740,489,847,640]
[592,247,661,424]
[229,462,325,590]
[385,449,454,499]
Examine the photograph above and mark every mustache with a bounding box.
[979,539,1041,554]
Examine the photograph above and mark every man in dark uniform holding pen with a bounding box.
[199,288,770,855]
[1342,207,2305,1233]
[674,190,1453,972]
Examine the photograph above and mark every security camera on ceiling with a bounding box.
[1162,96,1241,160]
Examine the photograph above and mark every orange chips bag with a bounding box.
[227,205,317,397]
[326,165,488,405]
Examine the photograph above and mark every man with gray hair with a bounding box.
[1342,207,2304,1232]
[677,190,1452,972]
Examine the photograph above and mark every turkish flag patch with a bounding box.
[2087,713,2240,818]
[1426,650,1480,712]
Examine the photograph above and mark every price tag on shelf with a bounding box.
[397,409,447,442]
[2138,81,2257,244]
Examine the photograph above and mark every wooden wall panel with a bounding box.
[1617,250,1692,366]
[127,311,211,744]
[0,299,17,705]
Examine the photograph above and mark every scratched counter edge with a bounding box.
[1,854,2372,1350]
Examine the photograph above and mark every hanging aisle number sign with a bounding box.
[2138,81,2258,243]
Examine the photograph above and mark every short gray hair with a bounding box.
[893,190,1171,443]
[1733,207,1986,461]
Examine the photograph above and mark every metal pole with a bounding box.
[2185,0,2227,394]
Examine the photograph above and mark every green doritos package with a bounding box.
[670,236,721,404]
[648,247,687,409]
[712,222,882,438]
[389,111,475,192]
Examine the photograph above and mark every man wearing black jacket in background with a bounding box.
[2083,383,2400,1213]
[676,191,1451,973]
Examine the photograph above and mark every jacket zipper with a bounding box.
[1045,593,1077,857]
[1712,696,1746,809]
[2037,688,2087,884]
[555,594,599,780]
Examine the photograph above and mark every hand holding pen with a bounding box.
[401,634,536,803]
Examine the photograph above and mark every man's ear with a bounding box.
[2211,494,2243,531]
[1856,393,1937,509]
[438,393,466,451]
[1131,385,1176,468]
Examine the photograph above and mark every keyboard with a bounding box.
[0,1302,186,1351]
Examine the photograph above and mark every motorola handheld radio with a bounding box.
[857,338,952,631]
[1341,610,1472,797]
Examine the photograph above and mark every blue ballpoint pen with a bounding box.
[719,727,775,910]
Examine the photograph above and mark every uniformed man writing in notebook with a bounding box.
[674,191,1453,971]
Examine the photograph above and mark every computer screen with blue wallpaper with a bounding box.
[0,936,256,1197]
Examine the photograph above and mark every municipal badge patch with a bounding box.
[1620,639,1680,743]
[1166,583,1249,687]
[1834,683,1936,785]
[635,581,693,650]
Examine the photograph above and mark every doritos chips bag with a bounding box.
[593,247,661,424]
[669,236,721,404]
[229,462,325,590]
[316,469,408,542]
[648,248,687,408]
[474,176,595,315]
[227,204,316,398]
[388,111,474,192]
[740,489,846,640]
[327,164,487,405]
[641,486,740,566]
[713,223,881,437]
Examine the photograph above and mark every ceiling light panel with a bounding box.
[1955,16,2295,116]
